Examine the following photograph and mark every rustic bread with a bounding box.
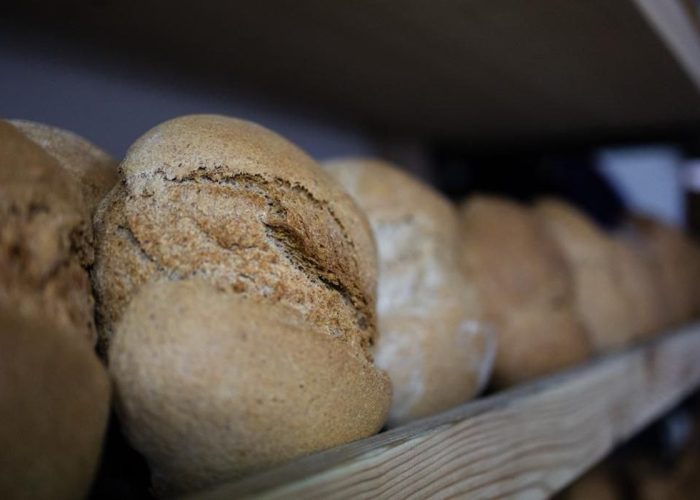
[93,115,390,493]
[628,215,698,326]
[10,120,117,212]
[610,233,668,340]
[459,196,590,387]
[0,120,117,344]
[0,308,111,500]
[111,279,390,495]
[325,158,494,426]
[535,199,635,352]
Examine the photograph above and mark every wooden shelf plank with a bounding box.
[5,1,700,144]
[188,323,700,500]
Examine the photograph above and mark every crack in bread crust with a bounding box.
[106,167,374,357]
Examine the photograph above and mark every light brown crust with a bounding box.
[610,233,668,339]
[0,308,111,500]
[535,198,635,352]
[110,279,391,496]
[326,159,494,426]
[459,195,590,387]
[93,115,377,360]
[10,120,118,212]
[628,214,698,326]
[0,120,117,344]
[93,115,390,493]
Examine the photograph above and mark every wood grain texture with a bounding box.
[5,1,700,143]
[188,323,700,500]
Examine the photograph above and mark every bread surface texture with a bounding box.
[459,195,590,387]
[0,309,111,500]
[326,158,494,425]
[111,279,390,495]
[93,115,390,494]
[0,120,117,344]
[535,198,635,352]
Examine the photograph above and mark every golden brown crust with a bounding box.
[535,198,635,352]
[0,120,116,344]
[0,309,111,500]
[110,279,391,496]
[459,195,590,387]
[326,159,494,425]
[93,115,377,360]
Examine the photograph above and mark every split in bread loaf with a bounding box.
[326,158,494,426]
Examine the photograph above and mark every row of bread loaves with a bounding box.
[3,114,698,498]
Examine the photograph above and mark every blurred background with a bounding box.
[2,1,700,233]
[3,1,700,498]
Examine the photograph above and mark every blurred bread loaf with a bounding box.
[0,120,117,344]
[459,196,590,387]
[610,234,668,340]
[92,115,391,494]
[326,158,494,426]
[535,199,635,352]
[628,215,699,326]
[0,308,111,500]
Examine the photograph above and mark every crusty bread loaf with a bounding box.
[0,308,111,500]
[325,159,494,426]
[111,279,390,495]
[10,120,117,212]
[610,234,668,340]
[0,120,117,344]
[628,215,698,326]
[459,196,590,387]
[535,199,635,352]
[93,115,391,493]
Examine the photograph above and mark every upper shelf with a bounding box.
[6,1,700,144]
[187,323,700,499]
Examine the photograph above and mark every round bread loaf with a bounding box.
[628,215,698,326]
[535,199,635,352]
[111,279,390,495]
[0,308,111,500]
[610,233,668,340]
[325,159,494,426]
[92,115,391,493]
[459,196,590,387]
[0,120,117,344]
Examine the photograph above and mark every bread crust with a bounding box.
[93,115,390,493]
[327,159,494,425]
[0,309,111,500]
[111,279,390,495]
[535,199,635,352]
[93,115,377,360]
[459,196,590,387]
[0,120,117,344]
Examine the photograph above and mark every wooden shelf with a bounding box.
[6,1,700,144]
[187,323,700,500]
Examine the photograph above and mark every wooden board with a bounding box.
[4,1,700,144]
[187,323,700,499]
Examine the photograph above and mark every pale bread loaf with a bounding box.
[326,159,494,426]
